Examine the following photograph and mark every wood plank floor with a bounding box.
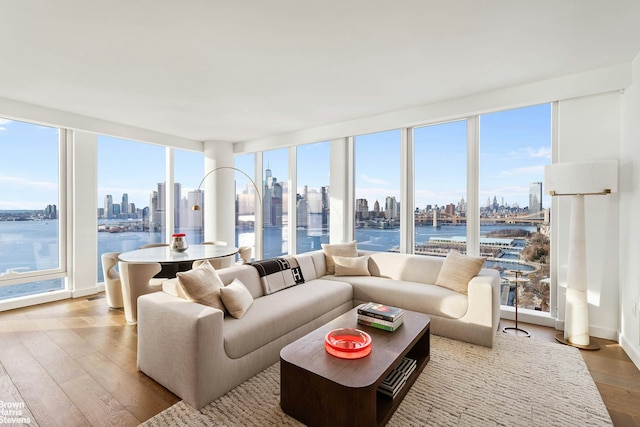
[0,296,638,426]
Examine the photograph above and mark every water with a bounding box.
[0,219,64,300]
[1,220,537,300]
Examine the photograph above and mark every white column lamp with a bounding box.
[544,160,617,350]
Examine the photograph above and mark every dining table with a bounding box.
[118,244,239,277]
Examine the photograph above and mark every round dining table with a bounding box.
[118,244,239,277]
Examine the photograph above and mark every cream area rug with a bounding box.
[141,332,612,426]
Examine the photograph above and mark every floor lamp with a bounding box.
[544,160,617,351]
[191,166,263,260]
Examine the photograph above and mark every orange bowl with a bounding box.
[325,328,372,359]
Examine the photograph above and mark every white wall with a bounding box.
[554,92,621,341]
[620,52,640,368]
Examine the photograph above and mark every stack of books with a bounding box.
[377,357,417,399]
[357,302,404,332]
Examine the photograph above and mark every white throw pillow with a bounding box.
[321,240,358,275]
[435,250,485,295]
[176,260,226,311]
[220,278,254,319]
[334,255,370,276]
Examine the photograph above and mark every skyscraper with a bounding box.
[529,182,543,213]
[104,195,113,219]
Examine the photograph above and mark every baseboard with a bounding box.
[553,320,618,341]
[0,290,71,312]
[619,334,640,371]
[72,285,101,298]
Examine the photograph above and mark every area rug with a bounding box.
[141,333,612,426]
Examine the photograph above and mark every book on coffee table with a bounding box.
[358,302,404,322]
[357,314,404,332]
[378,357,417,399]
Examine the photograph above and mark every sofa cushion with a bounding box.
[250,256,304,295]
[223,279,353,358]
[321,241,357,274]
[330,275,468,319]
[217,264,264,299]
[175,260,226,312]
[334,255,370,276]
[365,251,444,284]
[435,250,485,295]
[220,278,254,319]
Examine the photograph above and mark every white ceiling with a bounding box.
[2,0,640,143]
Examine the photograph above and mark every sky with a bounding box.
[0,103,551,211]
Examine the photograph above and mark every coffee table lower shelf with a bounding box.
[280,308,431,427]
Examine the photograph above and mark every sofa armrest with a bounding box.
[137,291,225,407]
[465,269,501,329]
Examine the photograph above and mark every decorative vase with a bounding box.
[170,233,188,252]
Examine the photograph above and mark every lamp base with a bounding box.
[503,326,530,337]
[554,333,600,351]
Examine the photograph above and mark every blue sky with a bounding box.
[1,103,551,211]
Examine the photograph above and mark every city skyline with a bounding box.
[1,103,551,211]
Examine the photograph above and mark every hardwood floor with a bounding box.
[0,296,638,426]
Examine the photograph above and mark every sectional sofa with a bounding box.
[137,247,500,409]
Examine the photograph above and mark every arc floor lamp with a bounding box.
[544,159,617,350]
[192,166,262,211]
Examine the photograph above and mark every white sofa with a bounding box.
[137,250,500,409]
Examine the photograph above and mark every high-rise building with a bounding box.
[355,198,369,221]
[529,182,543,213]
[104,195,113,219]
[385,196,398,220]
[121,193,129,216]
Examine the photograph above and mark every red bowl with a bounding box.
[325,328,372,359]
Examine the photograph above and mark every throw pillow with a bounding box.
[220,278,254,319]
[321,240,358,275]
[176,260,226,311]
[334,255,370,276]
[435,250,486,295]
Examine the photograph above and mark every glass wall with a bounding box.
[96,136,166,281]
[262,148,289,258]
[0,118,64,300]
[296,141,330,253]
[413,120,468,256]
[235,154,257,260]
[354,130,401,252]
[174,149,205,244]
[479,104,552,312]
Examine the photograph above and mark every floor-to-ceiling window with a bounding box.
[235,154,258,260]
[479,104,552,312]
[413,120,468,256]
[296,141,330,253]
[262,149,289,258]
[174,149,205,245]
[354,130,402,252]
[96,136,166,282]
[0,118,65,300]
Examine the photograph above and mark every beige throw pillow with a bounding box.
[334,255,370,276]
[321,240,358,274]
[220,278,254,319]
[435,250,486,295]
[176,260,226,311]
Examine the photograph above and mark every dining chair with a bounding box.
[101,252,124,308]
[237,246,252,264]
[139,243,169,249]
[118,261,162,324]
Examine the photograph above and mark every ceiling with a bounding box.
[2,0,640,143]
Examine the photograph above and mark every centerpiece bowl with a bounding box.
[325,327,372,359]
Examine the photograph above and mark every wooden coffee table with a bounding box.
[280,307,430,427]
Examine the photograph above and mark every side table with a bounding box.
[502,270,530,337]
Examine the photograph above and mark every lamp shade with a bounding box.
[544,160,618,196]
